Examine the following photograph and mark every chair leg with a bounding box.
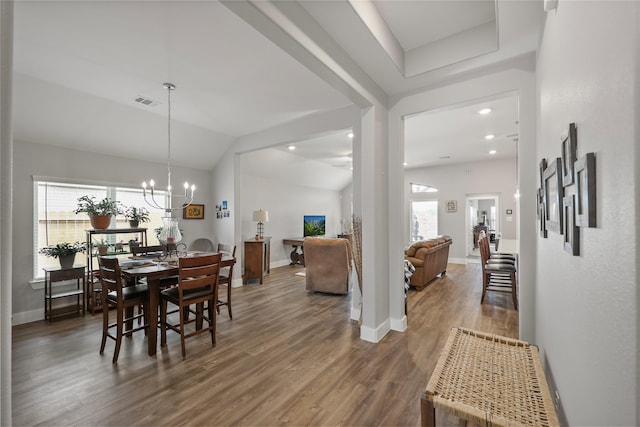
[113,306,124,364]
[209,297,216,347]
[160,299,168,347]
[481,271,488,303]
[511,272,518,310]
[179,305,187,358]
[100,302,109,355]
[227,283,232,320]
[125,306,134,337]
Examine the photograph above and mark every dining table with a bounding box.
[121,252,236,356]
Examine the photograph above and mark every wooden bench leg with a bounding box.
[421,392,436,427]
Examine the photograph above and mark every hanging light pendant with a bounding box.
[141,83,195,244]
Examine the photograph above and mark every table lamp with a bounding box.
[253,209,269,239]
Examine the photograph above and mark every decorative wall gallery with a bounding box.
[216,200,230,219]
[538,123,596,256]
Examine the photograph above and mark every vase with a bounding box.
[90,214,112,229]
[128,220,140,228]
[158,217,182,245]
[59,254,75,269]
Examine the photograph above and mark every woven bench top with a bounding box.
[425,328,559,427]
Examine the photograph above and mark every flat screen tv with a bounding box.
[303,215,326,237]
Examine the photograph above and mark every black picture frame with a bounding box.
[538,188,547,238]
[543,157,564,234]
[539,158,547,189]
[574,152,596,227]
[561,123,577,186]
[183,204,205,219]
[563,194,579,255]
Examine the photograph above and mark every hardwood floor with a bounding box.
[12,262,518,426]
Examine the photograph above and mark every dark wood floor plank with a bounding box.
[12,262,517,426]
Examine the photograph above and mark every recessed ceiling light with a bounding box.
[347,132,354,139]
[288,145,296,150]
[403,162,408,166]
[485,134,495,140]
[478,108,492,115]
[489,150,497,154]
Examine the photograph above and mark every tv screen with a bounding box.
[303,215,326,237]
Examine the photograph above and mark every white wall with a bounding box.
[12,140,213,323]
[536,2,638,425]
[404,157,517,261]
[240,150,343,268]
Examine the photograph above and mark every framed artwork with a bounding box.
[543,158,564,234]
[538,188,547,238]
[446,200,457,213]
[539,158,548,189]
[561,123,578,186]
[183,204,205,219]
[574,152,596,227]
[563,194,580,255]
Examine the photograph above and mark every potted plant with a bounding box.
[74,196,121,229]
[93,239,109,255]
[39,242,87,269]
[124,206,150,228]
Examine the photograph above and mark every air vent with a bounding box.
[134,96,160,107]
[440,156,451,159]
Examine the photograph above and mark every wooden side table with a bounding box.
[43,266,86,321]
[243,237,271,284]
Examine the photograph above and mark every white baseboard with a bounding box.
[360,318,391,343]
[12,308,43,326]
[390,315,407,332]
[448,257,467,265]
[271,259,292,269]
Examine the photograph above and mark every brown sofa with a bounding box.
[303,237,352,294]
[404,235,452,290]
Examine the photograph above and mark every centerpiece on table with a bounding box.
[39,242,87,269]
[124,206,150,228]
[74,196,122,229]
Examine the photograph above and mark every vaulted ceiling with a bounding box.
[12,1,543,190]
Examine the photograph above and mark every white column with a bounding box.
[0,1,13,424]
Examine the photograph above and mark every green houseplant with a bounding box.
[74,196,121,229]
[124,206,150,228]
[39,242,87,269]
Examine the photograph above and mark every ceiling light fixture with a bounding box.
[485,134,495,140]
[288,145,296,150]
[478,107,492,115]
[142,83,195,245]
[489,150,497,154]
[403,162,408,166]
[347,132,354,139]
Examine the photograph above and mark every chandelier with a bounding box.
[142,83,195,245]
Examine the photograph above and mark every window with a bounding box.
[34,180,167,279]
[410,200,438,241]
[411,183,438,193]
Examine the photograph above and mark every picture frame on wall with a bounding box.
[561,123,577,186]
[543,158,564,234]
[183,204,205,219]
[574,152,596,227]
[446,200,457,213]
[538,188,547,238]
[563,194,580,255]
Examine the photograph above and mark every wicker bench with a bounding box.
[421,328,559,427]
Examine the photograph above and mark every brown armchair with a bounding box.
[303,237,353,294]
[404,235,452,290]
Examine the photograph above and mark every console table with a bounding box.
[283,237,305,266]
[244,237,271,284]
[422,327,558,427]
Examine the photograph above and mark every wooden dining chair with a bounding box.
[160,253,221,358]
[216,243,236,319]
[98,256,149,363]
[479,235,518,310]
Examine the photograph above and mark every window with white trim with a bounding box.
[34,180,167,279]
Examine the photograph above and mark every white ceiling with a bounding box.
[12,0,543,190]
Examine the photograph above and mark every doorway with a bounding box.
[466,194,500,258]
